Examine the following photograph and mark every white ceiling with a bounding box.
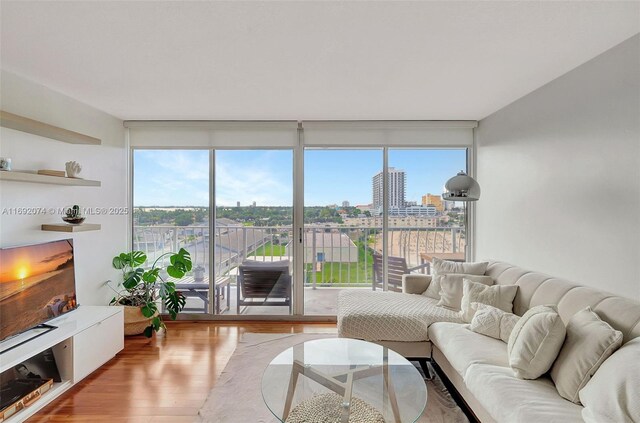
[1,1,638,121]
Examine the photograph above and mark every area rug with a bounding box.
[198,333,469,423]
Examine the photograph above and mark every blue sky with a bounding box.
[134,149,466,207]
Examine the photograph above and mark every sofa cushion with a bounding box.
[579,337,640,423]
[469,303,520,343]
[507,305,566,380]
[428,322,509,377]
[435,274,494,309]
[337,290,463,342]
[551,307,623,404]
[432,257,488,276]
[465,364,584,423]
[460,279,518,322]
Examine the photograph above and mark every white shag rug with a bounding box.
[198,333,469,423]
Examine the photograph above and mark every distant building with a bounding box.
[405,201,417,207]
[421,193,444,212]
[372,167,406,213]
[389,205,438,216]
[342,201,350,208]
[236,201,241,207]
[343,216,447,228]
[355,204,373,212]
[252,201,256,207]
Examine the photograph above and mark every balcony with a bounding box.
[132,224,465,315]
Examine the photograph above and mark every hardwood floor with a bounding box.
[27,321,337,423]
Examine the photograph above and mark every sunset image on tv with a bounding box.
[0,239,77,341]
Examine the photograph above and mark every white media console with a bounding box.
[0,306,124,422]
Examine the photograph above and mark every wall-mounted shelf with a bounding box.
[0,110,101,145]
[0,171,101,186]
[42,223,101,232]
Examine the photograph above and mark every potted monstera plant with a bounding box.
[110,249,192,337]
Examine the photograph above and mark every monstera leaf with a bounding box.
[167,248,192,278]
[123,268,144,289]
[164,291,186,320]
[113,251,147,269]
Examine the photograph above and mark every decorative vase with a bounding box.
[122,305,158,336]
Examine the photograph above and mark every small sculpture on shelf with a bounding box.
[62,205,85,225]
[65,161,82,178]
[0,157,12,171]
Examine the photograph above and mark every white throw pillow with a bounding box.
[437,274,493,310]
[550,307,623,404]
[579,337,640,423]
[469,302,521,343]
[459,279,518,323]
[432,257,488,276]
[507,305,566,380]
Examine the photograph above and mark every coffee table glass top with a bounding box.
[262,338,427,423]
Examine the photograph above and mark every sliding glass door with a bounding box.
[303,149,383,315]
[214,150,294,316]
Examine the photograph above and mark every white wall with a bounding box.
[0,70,128,306]
[476,35,640,300]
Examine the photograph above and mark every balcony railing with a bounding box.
[133,225,465,287]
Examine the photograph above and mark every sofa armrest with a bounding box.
[402,274,432,295]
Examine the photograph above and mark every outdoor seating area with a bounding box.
[237,260,292,314]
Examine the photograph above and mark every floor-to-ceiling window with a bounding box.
[214,149,294,315]
[129,121,475,318]
[387,149,468,275]
[303,149,383,315]
[132,149,211,313]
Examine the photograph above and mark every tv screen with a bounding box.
[0,239,78,342]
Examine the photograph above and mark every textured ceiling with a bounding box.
[1,1,638,120]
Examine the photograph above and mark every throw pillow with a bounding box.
[459,279,518,323]
[507,305,566,380]
[469,302,521,343]
[550,307,623,404]
[432,257,488,276]
[437,274,493,310]
[579,337,640,423]
[424,273,493,300]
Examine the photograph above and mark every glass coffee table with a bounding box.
[262,338,427,423]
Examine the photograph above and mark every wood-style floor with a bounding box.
[27,321,337,423]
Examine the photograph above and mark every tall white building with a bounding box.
[372,168,406,213]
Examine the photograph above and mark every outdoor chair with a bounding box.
[237,260,292,314]
[372,253,430,292]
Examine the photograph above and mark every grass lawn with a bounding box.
[251,239,376,284]
[307,242,375,284]
[251,242,287,257]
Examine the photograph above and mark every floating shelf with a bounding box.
[42,223,101,232]
[0,110,101,145]
[0,171,100,186]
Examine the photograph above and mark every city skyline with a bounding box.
[134,149,466,207]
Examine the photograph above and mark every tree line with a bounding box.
[133,206,371,227]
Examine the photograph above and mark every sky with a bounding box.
[133,149,466,207]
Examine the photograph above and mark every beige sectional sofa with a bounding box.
[337,260,640,422]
